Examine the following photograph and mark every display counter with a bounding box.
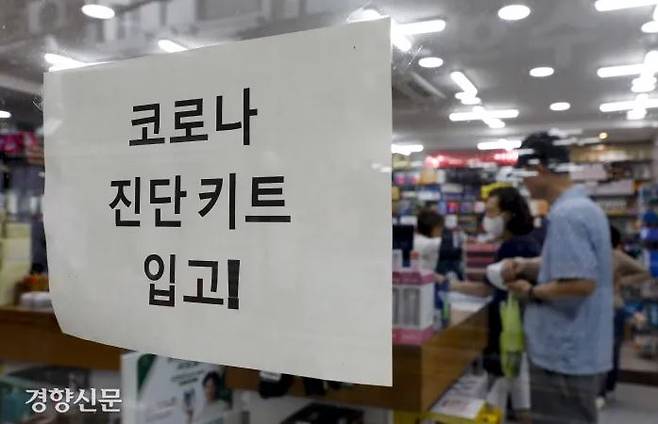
[225,306,488,412]
[0,303,488,412]
[0,306,123,370]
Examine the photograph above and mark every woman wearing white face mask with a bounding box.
[451,187,540,424]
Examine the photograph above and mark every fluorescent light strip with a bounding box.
[595,0,658,12]
[392,144,424,155]
[450,71,477,96]
[597,64,645,78]
[399,19,446,35]
[600,98,658,112]
[0,110,11,119]
[449,109,520,121]
[478,139,522,151]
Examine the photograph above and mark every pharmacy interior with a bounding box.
[2,1,658,423]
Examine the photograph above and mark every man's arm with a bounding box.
[615,250,651,287]
[508,278,595,300]
[501,257,542,282]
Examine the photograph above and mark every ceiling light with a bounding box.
[391,144,424,155]
[418,57,444,68]
[529,66,554,77]
[81,4,115,20]
[455,92,482,105]
[485,119,506,129]
[597,64,645,78]
[632,77,657,92]
[595,0,658,12]
[550,102,571,111]
[600,100,640,112]
[600,95,658,112]
[449,109,520,121]
[44,53,87,71]
[348,8,383,21]
[399,19,446,35]
[0,110,11,119]
[460,96,481,105]
[390,25,412,52]
[627,108,647,120]
[478,139,522,151]
[498,5,532,21]
[450,71,478,96]
[158,39,187,53]
[599,132,609,140]
[642,20,658,32]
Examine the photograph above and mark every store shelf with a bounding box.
[226,306,488,412]
[0,306,123,370]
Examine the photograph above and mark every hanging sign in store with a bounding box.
[44,20,392,386]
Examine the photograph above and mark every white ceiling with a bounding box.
[1,0,658,147]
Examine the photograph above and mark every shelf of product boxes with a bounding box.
[226,305,488,412]
[0,306,123,370]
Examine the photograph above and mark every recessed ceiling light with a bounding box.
[0,110,11,119]
[81,4,115,20]
[642,20,658,33]
[599,132,609,140]
[550,102,571,111]
[399,19,446,35]
[158,39,187,53]
[498,5,531,21]
[418,57,444,68]
[529,66,554,77]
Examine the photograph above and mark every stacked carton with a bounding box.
[392,267,436,345]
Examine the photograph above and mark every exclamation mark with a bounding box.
[227,259,240,310]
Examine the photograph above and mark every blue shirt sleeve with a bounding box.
[543,209,598,282]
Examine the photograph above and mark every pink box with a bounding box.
[393,326,435,345]
[393,269,435,285]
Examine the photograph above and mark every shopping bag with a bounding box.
[499,295,524,378]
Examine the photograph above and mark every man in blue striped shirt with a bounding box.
[503,132,613,424]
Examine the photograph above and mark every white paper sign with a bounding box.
[44,20,392,385]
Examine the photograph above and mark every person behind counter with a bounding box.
[599,225,651,404]
[414,208,444,272]
[450,186,539,424]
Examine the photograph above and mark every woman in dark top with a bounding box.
[451,187,539,423]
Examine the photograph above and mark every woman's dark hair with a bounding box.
[489,187,534,236]
[610,225,621,249]
[202,371,223,400]
[417,208,444,238]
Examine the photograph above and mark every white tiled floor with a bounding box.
[599,383,658,424]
